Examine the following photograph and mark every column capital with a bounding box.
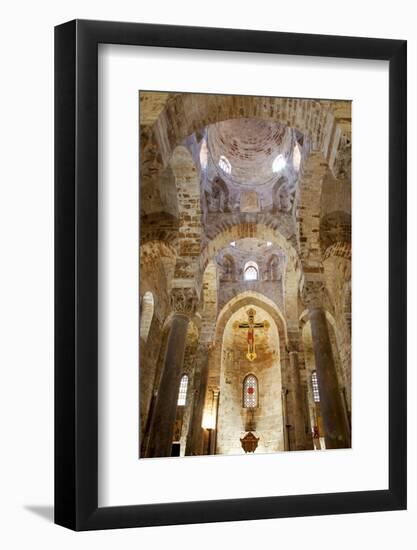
[170,287,198,317]
[301,278,326,309]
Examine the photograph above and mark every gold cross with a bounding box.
[233,308,269,361]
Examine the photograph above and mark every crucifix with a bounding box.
[234,308,269,361]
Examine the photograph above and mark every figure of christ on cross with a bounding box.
[233,308,269,362]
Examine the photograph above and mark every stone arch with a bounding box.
[169,146,202,282]
[201,221,297,272]
[142,95,350,184]
[214,291,288,370]
[200,222,300,319]
[215,296,285,454]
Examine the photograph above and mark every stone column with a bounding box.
[185,343,211,456]
[146,287,197,458]
[287,333,307,450]
[302,280,350,449]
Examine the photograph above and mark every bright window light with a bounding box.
[219,155,231,174]
[272,154,286,173]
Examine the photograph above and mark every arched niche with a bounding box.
[212,291,288,383]
[216,302,284,455]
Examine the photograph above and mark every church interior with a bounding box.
[139,92,351,458]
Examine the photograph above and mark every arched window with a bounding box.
[218,155,231,175]
[311,371,320,402]
[272,154,286,173]
[177,374,189,406]
[243,374,258,408]
[244,261,259,281]
[139,291,154,342]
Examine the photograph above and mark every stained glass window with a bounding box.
[312,370,320,402]
[243,374,258,408]
[177,374,188,406]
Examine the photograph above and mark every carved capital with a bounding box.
[170,287,198,317]
[301,280,326,308]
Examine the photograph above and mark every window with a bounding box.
[139,291,154,342]
[272,154,286,173]
[218,155,231,174]
[312,371,320,402]
[243,374,258,408]
[177,374,189,406]
[293,143,301,171]
[244,260,259,281]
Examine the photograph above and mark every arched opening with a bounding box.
[139,291,154,342]
[244,261,259,281]
[215,301,284,455]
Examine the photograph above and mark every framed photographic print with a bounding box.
[55,20,407,530]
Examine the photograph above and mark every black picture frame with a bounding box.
[55,19,407,531]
